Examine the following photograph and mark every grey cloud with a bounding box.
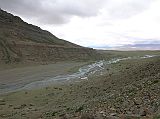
[0,0,105,25]
[104,0,153,19]
[0,0,154,25]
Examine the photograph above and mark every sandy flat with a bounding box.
[0,61,86,93]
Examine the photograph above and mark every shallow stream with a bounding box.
[0,55,158,94]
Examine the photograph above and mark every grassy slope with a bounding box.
[0,9,79,47]
[0,9,86,63]
[0,54,160,119]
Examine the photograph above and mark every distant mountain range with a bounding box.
[103,44,160,50]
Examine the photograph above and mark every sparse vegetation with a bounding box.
[0,55,159,119]
[0,9,99,64]
[0,8,160,119]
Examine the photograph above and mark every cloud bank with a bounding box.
[0,0,105,24]
[0,0,160,49]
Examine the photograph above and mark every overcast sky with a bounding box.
[0,0,160,49]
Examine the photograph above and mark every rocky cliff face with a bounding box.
[0,9,99,63]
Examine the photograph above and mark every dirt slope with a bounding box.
[0,9,98,63]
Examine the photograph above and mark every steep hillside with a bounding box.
[0,9,98,63]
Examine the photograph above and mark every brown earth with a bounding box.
[0,56,159,119]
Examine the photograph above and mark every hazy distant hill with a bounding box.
[103,44,160,51]
[0,9,98,63]
[127,44,160,50]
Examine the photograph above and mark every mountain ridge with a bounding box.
[0,9,98,63]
